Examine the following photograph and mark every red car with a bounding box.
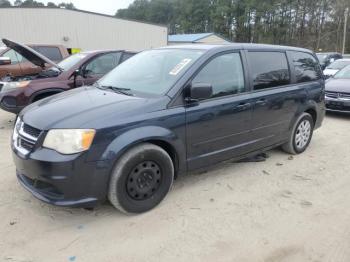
[0,39,136,114]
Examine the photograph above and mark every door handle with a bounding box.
[234,102,251,111]
[255,99,267,106]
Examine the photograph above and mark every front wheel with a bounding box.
[108,143,174,214]
[282,113,314,155]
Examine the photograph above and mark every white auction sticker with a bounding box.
[169,59,192,75]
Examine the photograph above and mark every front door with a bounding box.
[79,52,122,86]
[185,52,253,171]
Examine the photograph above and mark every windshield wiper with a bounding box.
[99,84,133,96]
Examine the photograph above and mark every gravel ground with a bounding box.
[0,109,350,262]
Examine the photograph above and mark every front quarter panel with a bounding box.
[88,107,187,176]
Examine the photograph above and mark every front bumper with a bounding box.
[0,90,25,114]
[325,97,350,113]
[13,147,112,208]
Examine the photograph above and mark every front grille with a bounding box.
[341,93,350,99]
[20,138,35,151]
[13,119,42,155]
[23,124,41,138]
[325,92,338,98]
[326,91,350,99]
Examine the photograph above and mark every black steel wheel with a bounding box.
[108,143,174,214]
[126,161,162,201]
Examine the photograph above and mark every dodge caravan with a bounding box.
[12,44,325,214]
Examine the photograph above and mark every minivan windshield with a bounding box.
[56,53,88,71]
[326,60,350,70]
[334,65,350,79]
[98,49,204,95]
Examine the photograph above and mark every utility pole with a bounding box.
[342,8,349,54]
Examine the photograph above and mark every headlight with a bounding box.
[1,81,31,92]
[43,129,96,154]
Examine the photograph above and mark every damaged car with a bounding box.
[0,39,136,114]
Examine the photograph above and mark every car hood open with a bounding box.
[2,38,63,71]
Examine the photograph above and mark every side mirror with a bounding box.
[81,68,94,78]
[189,82,213,100]
[329,58,335,63]
[74,69,81,76]
[0,57,11,66]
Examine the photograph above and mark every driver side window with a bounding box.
[3,49,26,65]
[84,52,121,75]
[192,52,245,99]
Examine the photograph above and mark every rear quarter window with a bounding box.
[120,52,135,63]
[33,46,63,61]
[290,51,322,83]
[248,51,290,90]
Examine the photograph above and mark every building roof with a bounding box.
[168,33,216,43]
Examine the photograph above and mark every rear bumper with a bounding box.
[13,147,112,208]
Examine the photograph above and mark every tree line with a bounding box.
[0,0,75,10]
[116,0,350,53]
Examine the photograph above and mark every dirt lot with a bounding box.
[0,109,350,262]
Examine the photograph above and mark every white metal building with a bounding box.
[0,7,168,51]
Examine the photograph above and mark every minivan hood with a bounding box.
[325,78,350,93]
[21,86,166,130]
[2,38,63,71]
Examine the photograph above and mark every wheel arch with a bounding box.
[289,101,319,132]
[304,107,317,125]
[29,88,65,103]
[102,126,186,179]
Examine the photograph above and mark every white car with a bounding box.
[323,59,350,78]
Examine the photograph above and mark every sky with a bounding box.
[10,0,135,15]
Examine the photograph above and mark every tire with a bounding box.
[282,113,314,155]
[108,143,174,214]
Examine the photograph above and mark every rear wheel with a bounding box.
[108,143,174,214]
[282,113,314,155]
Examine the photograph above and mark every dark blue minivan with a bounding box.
[12,44,325,213]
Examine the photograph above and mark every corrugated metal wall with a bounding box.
[0,8,168,51]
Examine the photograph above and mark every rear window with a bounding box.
[290,51,322,83]
[33,46,63,61]
[248,52,290,90]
